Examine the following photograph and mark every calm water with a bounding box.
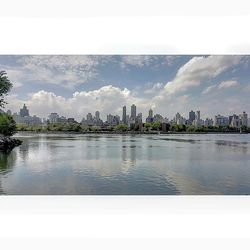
[0,133,250,195]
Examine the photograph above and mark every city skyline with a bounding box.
[1,55,250,120]
[8,103,249,129]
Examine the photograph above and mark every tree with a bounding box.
[144,122,152,131]
[152,121,161,130]
[0,114,17,136]
[114,124,128,132]
[0,71,13,108]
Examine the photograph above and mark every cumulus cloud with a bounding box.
[6,85,149,121]
[164,55,243,94]
[218,80,239,89]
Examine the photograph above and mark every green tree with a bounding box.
[0,114,17,136]
[152,121,161,130]
[114,124,128,132]
[144,122,152,131]
[0,71,13,108]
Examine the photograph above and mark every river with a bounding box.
[0,132,249,195]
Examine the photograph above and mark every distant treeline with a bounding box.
[16,122,250,133]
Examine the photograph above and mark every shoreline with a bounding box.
[14,130,250,135]
[0,136,22,153]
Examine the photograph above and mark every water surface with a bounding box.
[0,133,250,195]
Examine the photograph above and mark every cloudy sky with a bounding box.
[1,55,250,121]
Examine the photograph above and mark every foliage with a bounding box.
[0,71,13,108]
[0,113,17,136]
[114,124,128,132]
[144,122,152,131]
[151,121,161,130]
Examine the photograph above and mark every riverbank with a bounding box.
[0,136,22,153]
[15,130,249,135]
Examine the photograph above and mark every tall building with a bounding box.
[87,113,93,121]
[95,111,100,120]
[194,111,201,126]
[230,114,240,128]
[149,109,153,119]
[131,104,136,120]
[146,108,154,123]
[214,115,229,126]
[107,114,113,125]
[49,113,60,123]
[189,110,195,123]
[239,111,248,126]
[20,104,29,117]
[136,113,142,123]
[122,106,127,124]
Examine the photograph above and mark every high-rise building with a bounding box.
[149,109,153,119]
[194,111,201,126]
[131,104,136,120]
[87,113,93,121]
[122,106,127,124]
[146,108,154,123]
[107,114,113,125]
[189,110,195,123]
[230,114,240,128]
[49,113,60,123]
[239,111,248,126]
[214,115,229,126]
[95,111,100,120]
[20,104,29,117]
[136,113,142,123]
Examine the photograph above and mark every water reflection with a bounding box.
[1,133,249,194]
[215,140,248,154]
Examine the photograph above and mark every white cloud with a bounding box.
[164,55,243,94]
[218,80,239,89]
[144,82,164,94]
[6,85,150,121]
[1,56,114,90]
[202,84,217,95]
[120,55,179,70]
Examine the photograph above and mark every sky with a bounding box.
[0,55,250,121]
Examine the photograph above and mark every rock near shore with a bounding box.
[0,136,22,153]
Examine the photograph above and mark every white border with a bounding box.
[1,1,250,249]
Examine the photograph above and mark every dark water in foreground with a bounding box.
[0,133,250,195]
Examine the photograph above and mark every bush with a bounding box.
[0,113,17,136]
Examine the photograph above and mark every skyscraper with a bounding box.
[189,110,195,123]
[95,111,100,120]
[20,104,29,117]
[240,111,248,126]
[149,109,153,119]
[122,106,127,124]
[131,104,136,120]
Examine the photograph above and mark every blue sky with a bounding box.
[0,55,249,121]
